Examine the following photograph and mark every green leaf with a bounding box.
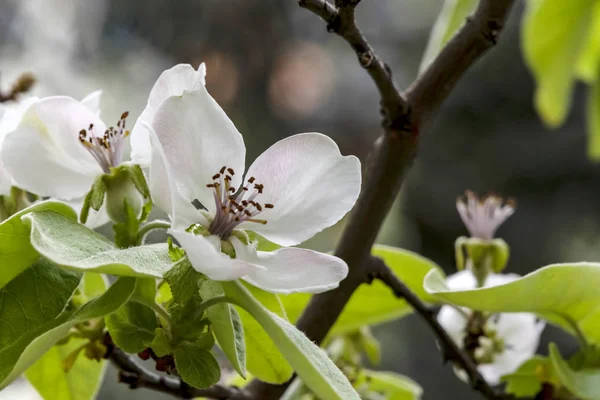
[0,268,135,389]
[231,282,293,384]
[150,328,172,357]
[167,237,186,262]
[80,176,107,224]
[423,263,600,343]
[356,370,423,400]
[25,337,107,400]
[588,79,600,159]
[281,245,443,336]
[549,343,600,399]
[25,210,174,278]
[355,327,381,365]
[224,281,360,400]
[105,301,157,353]
[164,258,202,305]
[0,200,76,288]
[81,273,108,299]
[174,343,220,389]
[522,0,596,127]
[112,199,142,248]
[199,279,246,378]
[575,1,600,83]
[129,164,150,199]
[419,0,477,72]
[501,356,550,397]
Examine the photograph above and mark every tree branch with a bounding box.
[369,256,509,400]
[0,72,36,103]
[246,0,515,398]
[107,340,250,400]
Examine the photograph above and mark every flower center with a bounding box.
[197,166,274,240]
[78,111,130,173]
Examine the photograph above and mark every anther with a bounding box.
[121,111,129,119]
[255,203,263,211]
[264,203,274,209]
[224,175,232,182]
[254,184,264,193]
[244,210,252,216]
[227,168,235,175]
[248,177,256,184]
[220,166,227,174]
[212,173,221,180]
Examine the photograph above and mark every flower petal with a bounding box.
[436,305,468,345]
[151,88,246,214]
[234,241,349,294]
[147,123,204,228]
[241,133,361,246]
[171,230,261,281]
[130,63,206,166]
[1,97,105,199]
[80,90,102,115]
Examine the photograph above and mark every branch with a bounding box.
[0,72,36,103]
[370,257,510,400]
[107,339,250,400]
[246,0,515,398]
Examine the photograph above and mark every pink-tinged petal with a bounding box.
[151,88,246,214]
[241,132,361,246]
[171,230,262,281]
[1,96,105,199]
[130,63,206,166]
[234,241,348,294]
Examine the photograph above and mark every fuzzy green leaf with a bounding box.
[0,200,76,288]
[24,210,174,278]
[549,343,600,399]
[174,343,220,389]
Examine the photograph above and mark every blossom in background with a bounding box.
[130,63,206,166]
[456,191,515,240]
[437,270,545,385]
[147,64,361,294]
[0,91,113,227]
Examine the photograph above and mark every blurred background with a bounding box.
[0,0,592,398]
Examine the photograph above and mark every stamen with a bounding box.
[77,111,131,172]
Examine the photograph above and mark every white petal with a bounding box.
[1,97,105,199]
[80,90,102,115]
[241,133,361,246]
[444,270,521,290]
[171,230,261,281]
[151,88,246,214]
[130,63,206,166]
[64,197,110,229]
[235,241,349,294]
[0,163,11,196]
[494,313,544,352]
[146,122,206,229]
[437,305,468,346]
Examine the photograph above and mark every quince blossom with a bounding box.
[147,65,361,294]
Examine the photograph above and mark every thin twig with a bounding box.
[369,256,508,400]
[246,0,516,399]
[0,72,36,103]
[107,337,251,400]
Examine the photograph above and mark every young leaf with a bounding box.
[105,301,158,353]
[164,258,202,305]
[419,0,477,72]
[355,370,423,400]
[575,1,600,83]
[522,0,596,127]
[549,343,600,399]
[0,200,76,288]
[501,356,550,397]
[224,281,361,400]
[174,343,220,389]
[25,338,107,400]
[199,279,246,378]
[424,263,600,343]
[588,79,600,160]
[24,210,174,278]
[280,245,443,336]
[0,270,135,389]
[232,282,293,384]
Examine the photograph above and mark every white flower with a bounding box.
[0,96,40,195]
[437,270,545,385]
[456,191,515,240]
[147,65,361,294]
[130,63,206,166]
[0,91,119,227]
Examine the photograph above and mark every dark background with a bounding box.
[0,0,592,398]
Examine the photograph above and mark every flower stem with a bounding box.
[562,313,589,349]
[196,295,239,315]
[137,220,171,245]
